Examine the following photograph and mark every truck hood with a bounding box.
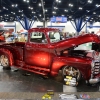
[50,34,100,51]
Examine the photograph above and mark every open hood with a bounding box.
[52,34,100,52]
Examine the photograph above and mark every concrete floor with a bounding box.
[0,66,99,93]
[0,66,99,99]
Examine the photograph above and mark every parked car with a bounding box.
[0,28,100,84]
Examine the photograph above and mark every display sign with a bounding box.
[51,17,67,23]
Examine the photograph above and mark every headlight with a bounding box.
[91,61,94,68]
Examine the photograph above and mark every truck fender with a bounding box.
[0,48,14,66]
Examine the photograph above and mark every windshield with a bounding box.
[48,31,65,43]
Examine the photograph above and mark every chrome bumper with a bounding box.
[89,78,100,84]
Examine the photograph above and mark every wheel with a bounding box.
[0,54,11,70]
[62,66,81,81]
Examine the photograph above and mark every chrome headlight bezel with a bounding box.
[91,60,94,68]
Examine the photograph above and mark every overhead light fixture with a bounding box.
[39,3,41,6]
[52,11,56,14]
[3,7,6,9]
[69,3,73,7]
[58,0,61,3]
[69,16,72,18]
[28,6,31,9]
[12,4,14,7]
[87,0,93,4]
[95,4,100,7]
[56,0,59,2]
[64,9,68,12]
[62,15,65,16]
[15,4,18,7]
[23,0,29,3]
[79,7,83,10]
[19,10,21,12]
[93,12,96,14]
[86,10,90,12]
[45,9,48,12]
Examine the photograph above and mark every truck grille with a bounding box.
[94,61,100,75]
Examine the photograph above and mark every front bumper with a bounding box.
[89,74,100,84]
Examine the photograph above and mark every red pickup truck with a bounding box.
[0,28,100,84]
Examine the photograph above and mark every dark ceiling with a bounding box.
[0,0,100,22]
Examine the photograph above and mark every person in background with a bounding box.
[91,31,94,34]
[19,33,26,42]
[81,31,85,35]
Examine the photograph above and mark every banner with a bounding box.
[51,17,67,23]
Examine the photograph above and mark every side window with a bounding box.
[30,32,47,43]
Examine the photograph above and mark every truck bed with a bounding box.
[0,42,25,61]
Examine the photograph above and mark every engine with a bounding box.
[89,51,100,84]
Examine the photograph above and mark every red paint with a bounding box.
[0,28,100,82]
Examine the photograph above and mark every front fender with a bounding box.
[50,56,91,80]
[0,48,14,66]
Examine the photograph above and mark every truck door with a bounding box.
[25,32,51,68]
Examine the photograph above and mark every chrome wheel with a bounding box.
[62,66,81,81]
[0,55,9,68]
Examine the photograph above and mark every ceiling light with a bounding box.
[3,7,6,9]
[32,11,34,13]
[56,0,59,2]
[86,10,90,12]
[15,4,18,7]
[93,12,96,14]
[79,7,83,10]
[69,3,73,7]
[31,7,33,10]
[28,6,30,9]
[27,0,29,3]
[58,0,61,3]
[45,9,48,12]
[39,3,41,6]
[87,0,93,4]
[39,14,41,17]
[64,9,68,12]
[23,0,26,1]
[69,16,72,18]
[12,4,14,7]
[62,15,65,16]
[22,14,24,16]
[95,4,100,7]
[52,11,56,14]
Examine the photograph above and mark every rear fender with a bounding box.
[0,48,14,66]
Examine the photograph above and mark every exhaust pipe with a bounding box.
[89,78,100,84]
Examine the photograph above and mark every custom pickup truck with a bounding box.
[0,28,100,84]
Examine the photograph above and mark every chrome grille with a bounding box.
[94,61,100,74]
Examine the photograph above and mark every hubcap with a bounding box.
[63,66,80,80]
[0,55,9,67]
